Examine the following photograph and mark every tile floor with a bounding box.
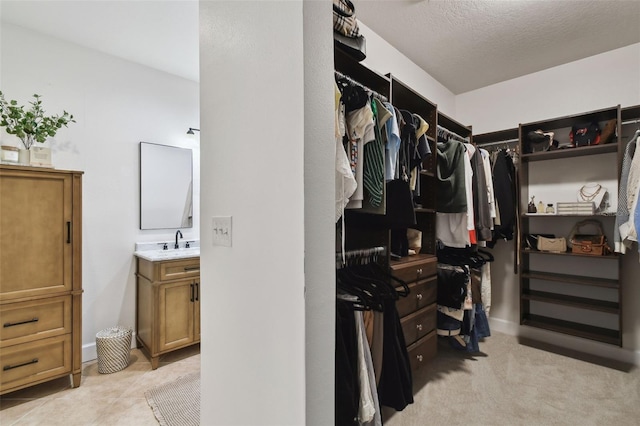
[0,345,200,426]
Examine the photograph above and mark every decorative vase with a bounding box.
[18,149,30,165]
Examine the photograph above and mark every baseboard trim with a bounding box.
[489,317,640,367]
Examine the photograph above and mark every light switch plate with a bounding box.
[212,216,232,247]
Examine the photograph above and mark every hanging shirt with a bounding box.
[346,102,375,209]
[335,82,357,222]
[383,102,401,181]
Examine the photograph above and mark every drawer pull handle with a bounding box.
[4,358,38,371]
[416,355,423,362]
[4,317,39,328]
[184,266,200,272]
[416,293,423,301]
[416,324,423,331]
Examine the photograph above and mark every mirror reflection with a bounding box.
[140,142,193,230]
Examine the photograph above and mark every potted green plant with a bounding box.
[0,91,75,165]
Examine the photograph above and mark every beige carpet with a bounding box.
[145,372,200,426]
[386,332,640,426]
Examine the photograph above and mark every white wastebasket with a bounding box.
[96,326,132,374]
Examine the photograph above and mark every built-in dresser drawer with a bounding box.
[395,276,437,318]
[159,259,200,281]
[400,303,437,346]
[0,334,71,391]
[390,255,437,284]
[0,296,71,347]
[406,330,437,373]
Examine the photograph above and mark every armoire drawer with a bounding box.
[400,303,437,346]
[406,330,437,373]
[159,259,200,281]
[396,276,437,318]
[0,334,71,392]
[390,255,437,283]
[0,296,71,348]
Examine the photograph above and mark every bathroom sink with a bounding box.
[134,247,200,261]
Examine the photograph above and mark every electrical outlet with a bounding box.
[212,216,232,247]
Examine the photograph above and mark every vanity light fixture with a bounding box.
[186,127,200,135]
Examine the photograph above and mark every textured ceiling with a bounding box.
[1,1,639,94]
[356,0,640,94]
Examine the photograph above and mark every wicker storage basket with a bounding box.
[96,326,132,374]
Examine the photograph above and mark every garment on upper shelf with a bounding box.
[490,149,517,244]
[614,131,638,253]
[480,148,497,225]
[335,82,357,223]
[436,140,468,213]
[345,101,375,209]
[621,133,640,245]
[383,102,401,181]
[362,99,385,207]
[469,146,492,241]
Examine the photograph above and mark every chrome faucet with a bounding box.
[175,230,183,249]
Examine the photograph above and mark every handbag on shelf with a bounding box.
[333,0,360,38]
[568,220,612,256]
[524,233,555,251]
[537,236,567,253]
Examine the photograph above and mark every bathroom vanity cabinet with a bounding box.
[0,165,83,395]
[135,256,200,369]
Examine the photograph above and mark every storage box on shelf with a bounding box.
[518,106,623,346]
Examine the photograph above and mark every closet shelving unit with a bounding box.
[334,48,391,255]
[437,111,473,145]
[518,105,623,346]
[474,128,520,272]
[386,75,439,382]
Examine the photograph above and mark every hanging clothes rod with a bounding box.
[437,125,469,143]
[621,119,640,126]
[475,138,519,148]
[334,71,388,102]
[336,246,387,265]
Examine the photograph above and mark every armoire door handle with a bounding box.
[67,221,71,244]
[195,282,199,301]
[190,283,194,302]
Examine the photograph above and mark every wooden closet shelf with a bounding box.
[522,213,616,218]
[521,314,621,346]
[414,207,436,214]
[521,143,617,162]
[520,249,620,259]
[521,271,619,288]
[419,170,435,177]
[522,290,620,314]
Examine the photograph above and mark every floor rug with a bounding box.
[145,372,200,426]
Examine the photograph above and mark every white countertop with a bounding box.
[134,240,200,261]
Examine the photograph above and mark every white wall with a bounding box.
[456,43,640,363]
[358,21,457,117]
[199,1,308,424]
[0,23,200,361]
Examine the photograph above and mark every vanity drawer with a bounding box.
[396,276,437,318]
[391,255,437,283]
[0,334,71,392]
[401,303,437,346]
[0,296,71,347]
[406,330,437,373]
[159,259,200,281]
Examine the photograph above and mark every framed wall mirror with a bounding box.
[140,142,193,230]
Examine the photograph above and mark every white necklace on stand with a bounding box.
[577,182,606,209]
